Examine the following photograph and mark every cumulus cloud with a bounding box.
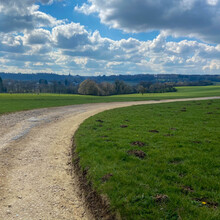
[0,0,63,33]
[203,59,220,72]
[0,0,220,75]
[52,23,91,49]
[51,24,220,74]
[1,20,220,74]
[0,0,55,7]
[0,34,30,53]
[24,29,52,45]
[75,0,220,43]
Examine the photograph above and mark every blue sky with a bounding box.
[0,0,220,75]
[40,0,160,41]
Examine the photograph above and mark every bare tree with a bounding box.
[137,85,146,95]
[99,82,116,95]
[78,79,102,95]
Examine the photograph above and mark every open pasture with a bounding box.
[0,85,220,115]
[75,99,220,219]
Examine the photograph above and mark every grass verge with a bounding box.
[0,85,220,115]
[74,99,220,220]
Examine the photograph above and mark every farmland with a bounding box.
[0,85,220,115]
[75,99,220,219]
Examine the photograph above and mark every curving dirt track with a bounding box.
[0,97,219,220]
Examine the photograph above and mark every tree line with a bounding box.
[0,78,78,94]
[78,79,177,95]
[0,77,177,95]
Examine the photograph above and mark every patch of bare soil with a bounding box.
[72,145,116,220]
[181,186,194,194]
[194,198,218,208]
[149,129,159,133]
[127,150,146,159]
[120,124,128,128]
[96,119,104,123]
[170,127,177,130]
[164,134,174,137]
[154,194,169,203]
[169,158,183,164]
[131,141,146,147]
[192,140,202,144]
[101,174,113,183]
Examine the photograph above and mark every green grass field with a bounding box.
[0,86,220,115]
[75,99,220,219]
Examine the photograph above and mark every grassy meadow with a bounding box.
[0,85,219,115]
[75,99,220,219]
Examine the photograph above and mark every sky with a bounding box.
[0,0,220,76]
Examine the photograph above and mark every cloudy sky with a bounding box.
[0,0,220,75]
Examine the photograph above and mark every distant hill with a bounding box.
[0,73,85,83]
[0,72,219,84]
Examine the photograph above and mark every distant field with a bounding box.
[0,86,220,114]
[75,99,220,220]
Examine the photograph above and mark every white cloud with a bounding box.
[24,29,52,45]
[0,0,63,33]
[203,60,220,71]
[52,23,91,49]
[0,0,220,75]
[1,23,220,74]
[0,34,29,53]
[207,0,219,6]
[75,2,97,15]
[75,0,220,43]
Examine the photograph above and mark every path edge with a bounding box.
[72,138,120,220]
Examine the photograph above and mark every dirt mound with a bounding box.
[170,127,177,130]
[101,173,113,183]
[120,125,128,128]
[131,141,146,147]
[154,194,169,203]
[96,119,104,123]
[192,140,202,144]
[164,134,174,137]
[194,198,218,208]
[127,150,146,159]
[181,186,194,194]
[149,129,159,133]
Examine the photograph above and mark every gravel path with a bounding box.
[0,97,219,220]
